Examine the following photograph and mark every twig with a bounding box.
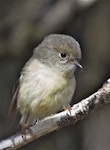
[0,78,110,150]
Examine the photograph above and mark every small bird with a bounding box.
[7,34,82,128]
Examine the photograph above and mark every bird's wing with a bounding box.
[7,79,20,126]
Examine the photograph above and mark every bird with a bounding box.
[7,34,82,129]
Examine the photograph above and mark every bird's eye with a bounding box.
[60,52,67,58]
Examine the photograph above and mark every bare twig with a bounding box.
[0,78,110,150]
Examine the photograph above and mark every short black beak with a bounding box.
[74,60,83,69]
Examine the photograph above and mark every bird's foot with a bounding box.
[21,124,34,140]
[63,104,72,115]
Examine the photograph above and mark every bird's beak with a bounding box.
[74,60,83,69]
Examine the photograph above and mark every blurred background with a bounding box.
[0,0,110,149]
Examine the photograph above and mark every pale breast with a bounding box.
[17,59,76,119]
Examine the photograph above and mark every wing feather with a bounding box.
[7,79,20,126]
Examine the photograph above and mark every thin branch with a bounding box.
[0,78,110,150]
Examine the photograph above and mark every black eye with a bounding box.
[60,52,66,58]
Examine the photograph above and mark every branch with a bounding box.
[0,78,110,150]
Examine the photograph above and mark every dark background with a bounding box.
[0,0,110,149]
